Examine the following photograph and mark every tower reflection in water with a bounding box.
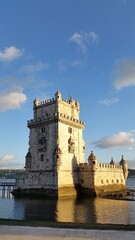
[56,197,131,224]
[93,197,130,224]
[18,196,132,224]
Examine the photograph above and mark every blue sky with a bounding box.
[0,0,135,169]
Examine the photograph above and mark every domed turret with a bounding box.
[33,98,39,108]
[119,155,128,180]
[110,157,115,165]
[75,100,80,111]
[55,90,62,101]
[88,151,97,171]
[88,151,96,161]
[53,144,62,169]
[33,98,39,119]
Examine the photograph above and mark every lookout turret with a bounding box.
[110,157,115,165]
[88,151,97,171]
[119,155,128,179]
[55,90,62,101]
[33,98,39,108]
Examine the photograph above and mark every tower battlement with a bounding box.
[33,92,80,113]
[27,112,84,129]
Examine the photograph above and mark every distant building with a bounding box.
[13,91,128,198]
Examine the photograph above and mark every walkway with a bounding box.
[0,226,135,240]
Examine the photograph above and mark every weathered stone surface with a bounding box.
[14,91,128,198]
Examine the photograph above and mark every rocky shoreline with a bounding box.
[101,189,135,201]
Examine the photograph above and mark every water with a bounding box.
[0,178,135,224]
[127,178,135,190]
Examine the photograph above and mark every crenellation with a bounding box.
[34,98,56,109]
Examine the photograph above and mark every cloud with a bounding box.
[113,59,135,90]
[0,155,15,162]
[20,61,49,74]
[69,31,99,53]
[93,131,135,149]
[0,89,27,111]
[0,155,24,169]
[98,98,119,106]
[57,59,86,71]
[0,46,23,62]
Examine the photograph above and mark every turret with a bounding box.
[25,151,32,171]
[33,98,39,119]
[75,100,80,112]
[53,144,62,170]
[88,151,97,171]
[119,155,128,180]
[33,98,39,108]
[55,90,62,101]
[110,157,115,165]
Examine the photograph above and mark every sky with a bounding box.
[0,0,135,169]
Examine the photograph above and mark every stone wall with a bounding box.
[78,160,127,196]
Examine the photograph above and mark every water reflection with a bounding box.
[0,178,135,224]
[0,191,135,224]
[56,197,96,223]
[18,198,57,221]
[11,196,133,224]
[93,197,130,224]
[56,197,132,224]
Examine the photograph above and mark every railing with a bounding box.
[0,182,15,198]
[0,182,15,187]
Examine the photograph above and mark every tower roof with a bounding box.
[55,90,62,100]
[110,157,115,165]
[88,151,96,161]
[120,155,127,165]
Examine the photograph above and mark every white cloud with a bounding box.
[0,89,27,111]
[57,59,86,71]
[98,98,119,106]
[20,61,49,74]
[93,131,135,149]
[0,46,23,62]
[0,155,15,162]
[0,155,24,169]
[69,31,99,53]
[113,59,135,90]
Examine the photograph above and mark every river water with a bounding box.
[0,178,135,224]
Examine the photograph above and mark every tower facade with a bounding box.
[13,91,128,198]
[16,91,85,197]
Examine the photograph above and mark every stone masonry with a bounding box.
[14,91,128,198]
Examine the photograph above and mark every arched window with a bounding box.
[41,154,44,161]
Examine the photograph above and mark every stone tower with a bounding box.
[16,91,85,197]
